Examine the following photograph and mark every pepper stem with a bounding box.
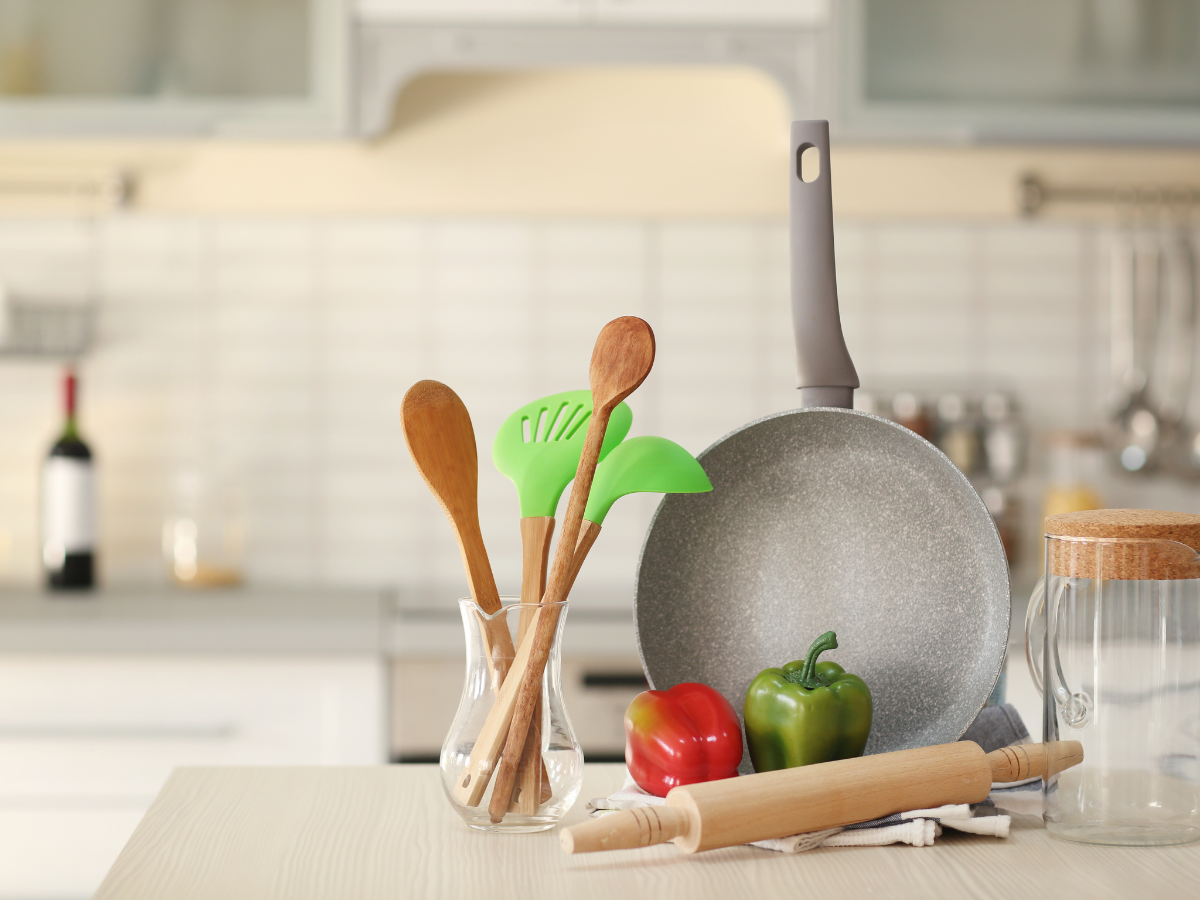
[796,631,838,690]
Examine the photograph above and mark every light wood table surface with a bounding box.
[96,764,1200,900]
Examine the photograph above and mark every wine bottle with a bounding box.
[42,368,95,590]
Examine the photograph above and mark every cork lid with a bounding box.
[1045,509,1200,580]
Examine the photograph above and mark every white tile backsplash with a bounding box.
[1,214,1196,605]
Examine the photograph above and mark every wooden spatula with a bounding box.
[401,380,516,689]
[487,316,656,821]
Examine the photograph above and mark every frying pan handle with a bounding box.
[791,120,859,409]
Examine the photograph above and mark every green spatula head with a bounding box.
[584,436,712,525]
[493,390,633,518]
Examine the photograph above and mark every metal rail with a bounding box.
[0,169,134,210]
[1019,173,1200,218]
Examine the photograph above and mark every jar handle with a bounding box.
[1027,575,1093,729]
[1024,576,1046,695]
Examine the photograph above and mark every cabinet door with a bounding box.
[0,654,385,899]
[594,0,827,24]
[841,0,1200,142]
[0,0,346,135]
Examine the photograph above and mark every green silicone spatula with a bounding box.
[492,390,631,813]
[566,435,712,585]
[494,390,633,520]
[493,390,632,604]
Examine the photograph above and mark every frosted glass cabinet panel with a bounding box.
[0,0,345,134]
[841,0,1200,143]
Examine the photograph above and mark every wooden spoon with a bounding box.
[487,317,656,821]
[401,380,516,689]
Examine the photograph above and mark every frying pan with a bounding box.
[634,121,1009,759]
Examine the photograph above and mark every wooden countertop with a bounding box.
[95,764,1200,900]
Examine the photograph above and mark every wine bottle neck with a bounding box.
[63,370,78,440]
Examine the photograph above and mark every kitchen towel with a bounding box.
[587,704,1035,853]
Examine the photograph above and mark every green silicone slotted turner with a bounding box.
[494,390,632,521]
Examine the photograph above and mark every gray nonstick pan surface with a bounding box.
[634,121,1010,759]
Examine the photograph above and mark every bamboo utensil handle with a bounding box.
[488,318,656,822]
[512,515,555,814]
[516,516,553,637]
[561,740,1083,855]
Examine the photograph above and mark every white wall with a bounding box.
[3,214,1194,605]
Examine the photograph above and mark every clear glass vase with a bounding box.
[439,598,583,833]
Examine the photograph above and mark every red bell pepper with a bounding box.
[623,682,743,797]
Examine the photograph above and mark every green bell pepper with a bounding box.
[743,631,873,773]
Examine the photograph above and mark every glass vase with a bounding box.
[439,598,583,833]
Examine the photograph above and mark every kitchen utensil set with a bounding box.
[407,119,1012,832]
[404,317,713,823]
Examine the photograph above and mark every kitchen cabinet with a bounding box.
[837,0,1200,143]
[0,653,385,899]
[0,588,388,899]
[0,0,348,135]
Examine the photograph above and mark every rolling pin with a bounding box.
[561,740,1082,855]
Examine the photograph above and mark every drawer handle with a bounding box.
[0,723,239,740]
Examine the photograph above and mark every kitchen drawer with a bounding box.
[391,654,646,760]
[0,654,387,802]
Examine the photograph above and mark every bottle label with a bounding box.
[42,457,95,554]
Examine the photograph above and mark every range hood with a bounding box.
[353,20,824,137]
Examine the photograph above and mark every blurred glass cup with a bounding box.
[162,467,244,588]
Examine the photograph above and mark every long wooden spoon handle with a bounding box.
[568,520,602,589]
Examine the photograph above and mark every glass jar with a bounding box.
[162,467,244,587]
[1026,509,1200,846]
[440,598,583,833]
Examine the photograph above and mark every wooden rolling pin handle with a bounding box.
[987,741,1084,783]
[560,806,691,855]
